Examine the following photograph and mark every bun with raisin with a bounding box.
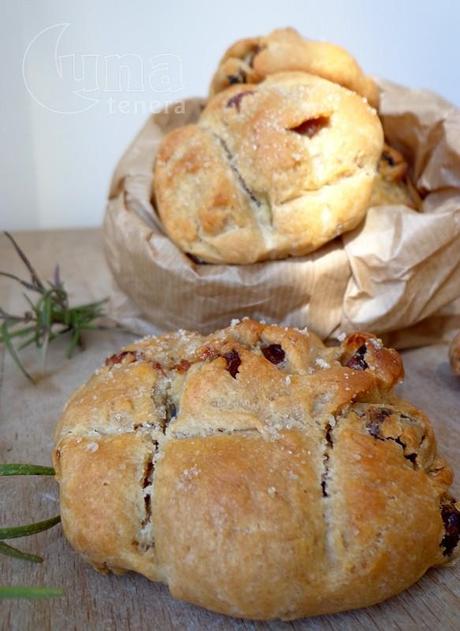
[209,27,379,108]
[154,72,383,264]
[54,319,459,620]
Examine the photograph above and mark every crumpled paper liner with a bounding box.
[103,80,460,347]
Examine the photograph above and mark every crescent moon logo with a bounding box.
[22,23,99,115]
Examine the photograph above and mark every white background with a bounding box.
[2,0,459,231]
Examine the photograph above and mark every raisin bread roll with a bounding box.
[53,320,459,620]
[154,72,383,264]
[209,27,379,108]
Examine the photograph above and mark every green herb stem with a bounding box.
[0,541,43,563]
[0,464,55,476]
[0,586,63,599]
[0,515,61,541]
[0,232,108,381]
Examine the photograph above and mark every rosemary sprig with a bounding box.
[0,586,63,599]
[0,232,108,382]
[0,542,43,563]
[0,464,55,476]
[0,515,61,541]
[0,464,62,598]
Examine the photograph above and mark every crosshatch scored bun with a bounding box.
[154,72,383,264]
[53,319,460,620]
[209,27,380,108]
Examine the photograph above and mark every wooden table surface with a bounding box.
[1,229,459,631]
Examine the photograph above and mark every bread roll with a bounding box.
[154,72,383,264]
[209,27,379,108]
[54,319,459,620]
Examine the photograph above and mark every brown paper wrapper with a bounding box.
[103,80,460,346]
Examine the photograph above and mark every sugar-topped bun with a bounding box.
[154,72,383,264]
[54,319,459,620]
[209,27,380,108]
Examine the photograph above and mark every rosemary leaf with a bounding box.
[66,328,81,358]
[0,307,26,322]
[40,294,53,367]
[0,322,34,383]
[0,464,55,476]
[0,515,61,540]
[3,232,45,291]
[0,542,43,563]
[0,325,35,340]
[22,291,38,314]
[0,586,63,599]
[0,271,39,293]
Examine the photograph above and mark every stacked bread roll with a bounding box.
[154,28,416,264]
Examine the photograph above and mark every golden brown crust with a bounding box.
[322,405,446,613]
[153,430,327,618]
[155,72,383,264]
[54,320,458,620]
[209,28,379,108]
[54,433,162,580]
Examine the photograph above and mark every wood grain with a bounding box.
[0,229,459,631]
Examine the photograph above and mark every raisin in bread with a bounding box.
[369,143,419,208]
[53,319,459,620]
